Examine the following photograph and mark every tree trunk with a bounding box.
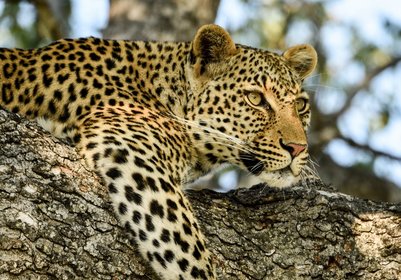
[103,0,220,41]
[1,107,400,279]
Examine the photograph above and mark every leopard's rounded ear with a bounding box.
[283,44,317,79]
[192,24,237,64]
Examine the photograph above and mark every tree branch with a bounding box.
[30,0,71,39]
[1,108,401,279]
[340,135,401,162]
[330,56,401,120]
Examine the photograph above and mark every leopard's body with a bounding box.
[0,25,317,279]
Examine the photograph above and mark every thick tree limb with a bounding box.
[1,108,401,279]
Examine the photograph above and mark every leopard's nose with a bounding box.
[280,140,307,158]
[287,143,306,157]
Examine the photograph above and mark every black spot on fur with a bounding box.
[153,239,160,247]
[125,185,142,204]
[150,200,164,218]
[193,246,201,260]
[183,224,192,236]
[147,252,153,262]
[72,133,81,143]
[34,95,44,106]
[134,156,154,172]
[118,202,127,215]
[89,53,101,61]
[105,58,116,70]
[161,229,171,243]
[146,176,158,192]
[159,178,174,193]
[108,183,117,193]
[191,267,200,278]
[86,142,98,150]
[58,104,71,122]
[196,240,205,252]
[177,258,189,272]
[79,87,88,98]
[164,250,174,262]
[173,231,189,253]
[139,229,147,241]
[106,167,122,179]
[113,148,129,163]
[104,147,113,158]
[92,153,100,162]
[146,214,155,232]
[132,172,146,190]
[166,199,178,210]
[154,252,166,268]
[1,84,13,104]
[48,100,56,114]
[133,210,142,224]
[167,211,178,222]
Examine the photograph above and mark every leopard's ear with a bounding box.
[283,44,317,79]
[191,24,237,65]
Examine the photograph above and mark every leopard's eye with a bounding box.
[295,98,308,114]
[246,91,264,107]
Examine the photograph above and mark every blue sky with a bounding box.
[71,0,108,37]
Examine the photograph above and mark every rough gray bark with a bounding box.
[1,107,401,279]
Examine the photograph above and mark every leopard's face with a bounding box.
[185,25,317,187]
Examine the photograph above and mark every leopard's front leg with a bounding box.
[74,105,216,280]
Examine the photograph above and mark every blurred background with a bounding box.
[0,0,400,202]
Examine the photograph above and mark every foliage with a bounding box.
[0,0,71,48]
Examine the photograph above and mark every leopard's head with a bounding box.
[185,24,317,187]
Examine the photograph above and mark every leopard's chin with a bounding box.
[239,151,300,187]
[258,168,300,188]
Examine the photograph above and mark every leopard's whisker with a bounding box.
[191,140,253,155]
[170,115,246,146]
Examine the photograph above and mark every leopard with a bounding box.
[0,24,317,279]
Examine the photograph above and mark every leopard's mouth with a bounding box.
[239,151,299,176]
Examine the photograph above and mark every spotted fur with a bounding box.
[0,24,317,279]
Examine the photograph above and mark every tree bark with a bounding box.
[1,107,401,279]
